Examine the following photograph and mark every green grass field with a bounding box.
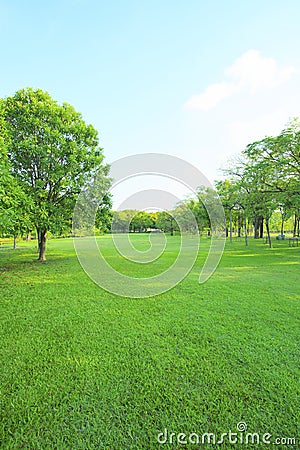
[0,235,299,449]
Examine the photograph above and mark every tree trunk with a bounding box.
[280,217,284,236]
[254,216,264,238]
[244,215,248,246]
[259,218,264,238]
[254,216,259,238]
[13,235,17,250]
[37,229,47,261]
[170,218,174,236]
[293,213,297,237]
[237,213,242,237]
[265,218,272,248]
[229,209,233,243]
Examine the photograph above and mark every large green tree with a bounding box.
[244,119,300,193]
[3,88,110,260]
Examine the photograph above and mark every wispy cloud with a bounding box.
[184,50,299,110]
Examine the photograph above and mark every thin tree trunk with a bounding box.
[244,215,248,246]
[13,235,17,249]
[266,218,272,248]
[170,218,174,236]
[280,217,284,236]
[254,216,259,239]
[237,213,242,237]
[229,209,233,243]
[293,213,297,237]
[38,229,47,261]
[259,218,264,238]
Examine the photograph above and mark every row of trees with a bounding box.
[216,119,300,247]
[1,87,299,258]
[111,189,214,235]
[112,120,300,247]
[112,210,192,235]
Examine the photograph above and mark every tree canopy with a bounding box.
[221,119,300,245]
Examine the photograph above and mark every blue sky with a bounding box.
[1,0,300,207]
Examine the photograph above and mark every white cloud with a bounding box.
[184,81,236,110]
[184,50,299,110]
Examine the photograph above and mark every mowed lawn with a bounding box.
[0,235,299,449]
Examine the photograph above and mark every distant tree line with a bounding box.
[113,119,300,248]
[111,189,215,235]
